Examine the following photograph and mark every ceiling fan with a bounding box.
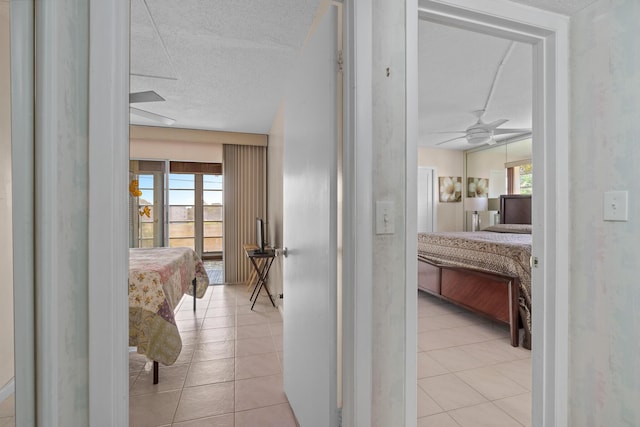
[129,90,175,126]
[435,109,531,146]
[433,41,531,146]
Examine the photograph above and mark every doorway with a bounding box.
[413,1,570,425]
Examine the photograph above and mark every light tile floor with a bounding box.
[130,284,295,427]
[131,286,531,426]
[0,286,531,426]
[417,290,532,426]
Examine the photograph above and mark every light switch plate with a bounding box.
[376,201,395,234]
[603,191,628,221]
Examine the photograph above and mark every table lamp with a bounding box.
[488,197,500,224]
[465,197,485,231]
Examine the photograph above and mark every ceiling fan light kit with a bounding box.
[466,134,492,145]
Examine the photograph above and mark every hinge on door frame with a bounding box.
[337,50,343,72]
[337,406,342,426]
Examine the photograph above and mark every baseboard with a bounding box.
[0,377,14,404]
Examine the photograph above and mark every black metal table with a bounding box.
[246,248,277,310]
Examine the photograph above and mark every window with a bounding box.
[130,160,223,257]
[168,173,196,250]
[506,160,532,195]
[518,163,532,194]
[137,174,155,248]
[130,160,166,248]
[203,174,223,253]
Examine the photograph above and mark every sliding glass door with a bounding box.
[130,160,223,258]
[168,173,196,250]
[203,174,223,255]
[129,160,166,248]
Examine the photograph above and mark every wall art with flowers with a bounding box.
[438,176,462,202]
[467,177,489,198]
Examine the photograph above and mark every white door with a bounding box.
[417,167,435,232]
[282,5,339,426]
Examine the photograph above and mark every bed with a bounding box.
[129,247,209,382]
[417,194,532,349]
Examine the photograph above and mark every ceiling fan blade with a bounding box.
[429,130,467,134]
[493,128,531,135]
[436,135,467,145]
[129,90,165,104]
[130,107,175,125]
[485,118,509,129]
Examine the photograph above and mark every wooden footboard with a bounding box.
[418,258,520,347]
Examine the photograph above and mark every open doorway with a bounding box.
[410,1,570,425]
[416,18,534,424]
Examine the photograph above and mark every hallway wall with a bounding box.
[569,1,640,424]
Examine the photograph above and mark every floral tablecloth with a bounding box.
[129,247,209,365]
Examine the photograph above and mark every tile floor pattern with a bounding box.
[0,283,531,426]
[130,284,293,426]
[417,290,532,426]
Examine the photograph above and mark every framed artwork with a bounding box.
[467,177,489,198]
[439,176,462,202]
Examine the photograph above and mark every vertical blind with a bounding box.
[223,145,266,284]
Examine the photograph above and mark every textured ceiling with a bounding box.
[130,0,322,133]
[129,0,598,145]
[418,20,532,149]
[417,0,601,150]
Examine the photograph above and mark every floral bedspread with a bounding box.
[129,247,209,365]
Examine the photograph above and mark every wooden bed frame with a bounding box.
[418,194,532,348]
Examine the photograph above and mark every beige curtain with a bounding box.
[223,145,267,284]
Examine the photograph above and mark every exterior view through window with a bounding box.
[168,173,196,250]
[130,160,223,258]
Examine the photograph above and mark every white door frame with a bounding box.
[415,1,570,425]
[88,0,131,424]
[12,0,129,424]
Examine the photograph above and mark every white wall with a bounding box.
[130,139,223,162]
[569,1,640,424]
[266,104,284,307]
[371,0,411,424]
[0,0,15,394]
[129,125,268,162]
[418,147,463,231]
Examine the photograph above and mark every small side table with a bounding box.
[245,247,277,310]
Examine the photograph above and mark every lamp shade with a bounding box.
[487,197,500,211]
[465,197,486,212]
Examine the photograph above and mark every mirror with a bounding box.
[466,137,532,196]
[464,137,532,229]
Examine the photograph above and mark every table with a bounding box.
[244,245,277,310]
